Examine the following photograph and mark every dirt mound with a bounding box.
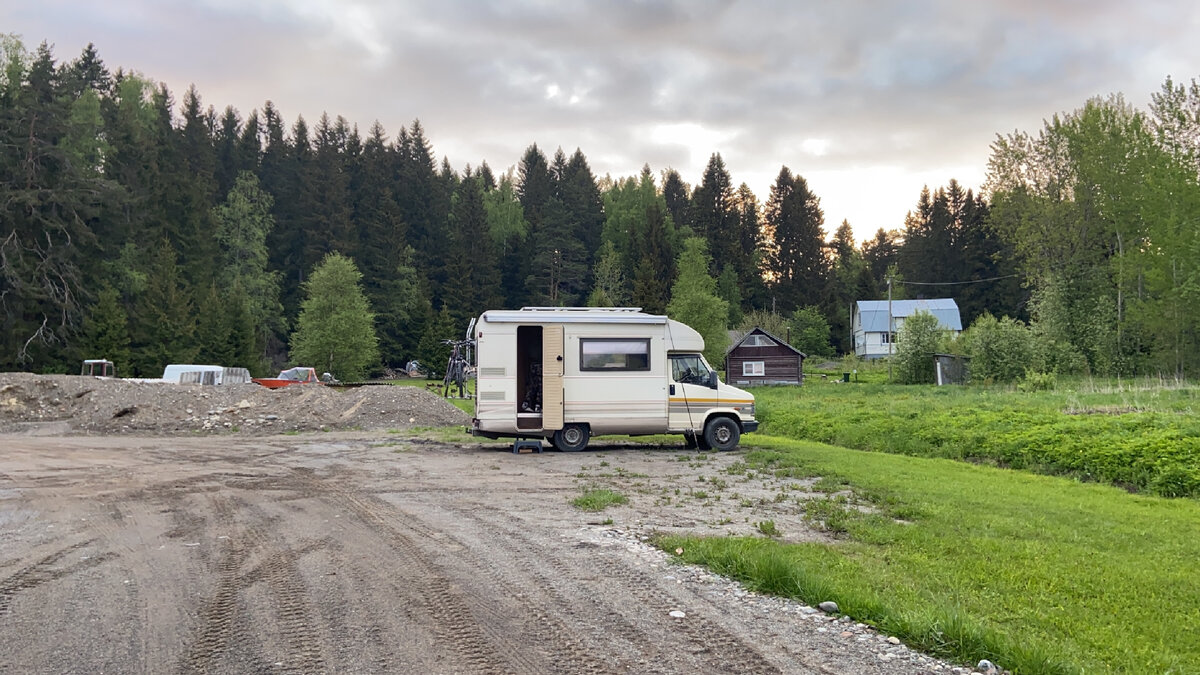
[0,373,468,435]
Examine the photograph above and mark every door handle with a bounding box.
[669,385,675,395]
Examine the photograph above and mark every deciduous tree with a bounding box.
[667,238,729,365]
[289,253,379,380]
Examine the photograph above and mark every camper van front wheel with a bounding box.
[553,424,590,452]
[704,417,740,452]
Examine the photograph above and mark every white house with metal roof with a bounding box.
[852,299,963,359]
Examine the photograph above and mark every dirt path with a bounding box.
[0,431,957,674]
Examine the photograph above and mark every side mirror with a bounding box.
[707,371,718,389]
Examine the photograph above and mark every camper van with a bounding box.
[471,307,758,452]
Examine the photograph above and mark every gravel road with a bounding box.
[0,429,963,674]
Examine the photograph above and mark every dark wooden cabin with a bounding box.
[724,327,805,386]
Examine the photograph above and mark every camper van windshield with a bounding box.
[670,354,711,385]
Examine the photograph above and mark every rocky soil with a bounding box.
[0,373,467,435]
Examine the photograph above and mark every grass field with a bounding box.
[654,377,1200,673]
[659,436,1200,673]
[754,377,1200,497]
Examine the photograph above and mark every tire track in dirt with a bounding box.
[319,489,519,674]
[179,525,259,673]
[240,539,329,674]
[458,506,783,675]
[393,502,616,675]
[178,489,330,674]
[436,503,672,674]
[0,540,118,614]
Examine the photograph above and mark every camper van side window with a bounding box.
[580,338,651,371]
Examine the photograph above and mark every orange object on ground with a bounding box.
[252,367,321,389]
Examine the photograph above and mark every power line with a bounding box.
[894,272,1022,287]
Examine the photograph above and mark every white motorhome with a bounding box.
[471,307,758,451]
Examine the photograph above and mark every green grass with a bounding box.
[386,377,476,413]
[571,488,629,512]
[754,380,1200,496]
[658,436,1200,673]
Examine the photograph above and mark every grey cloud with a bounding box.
[4,0,1199,235]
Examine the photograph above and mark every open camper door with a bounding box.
[542,324,564,431]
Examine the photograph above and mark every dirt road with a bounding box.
[0,430,955,674]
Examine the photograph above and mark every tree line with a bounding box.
[2,38,1195,379]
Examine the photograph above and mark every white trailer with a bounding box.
[470,307,758,452]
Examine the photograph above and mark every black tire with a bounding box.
[552,424,590,452]
[683,432,699,449]
[703,417,741,452]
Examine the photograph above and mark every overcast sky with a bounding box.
[6,1,1200,243]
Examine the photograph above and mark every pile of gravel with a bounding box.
[0,373,469,435]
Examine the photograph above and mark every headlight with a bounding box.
[740,404,755,418]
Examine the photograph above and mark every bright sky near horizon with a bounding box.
[5,1,1200,243]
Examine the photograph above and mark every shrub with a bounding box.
[1017,369,1057,392]
[787,306,833,358]
[893,311,942,384]
[961,313,1032,383]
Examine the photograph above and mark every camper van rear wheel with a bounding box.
[704,417,740,452]
[553,424,590,452]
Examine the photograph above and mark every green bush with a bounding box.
[787,306,833,359]
[1017,369,1056,392]
[961,313,1032,383]
[893,311,942,384]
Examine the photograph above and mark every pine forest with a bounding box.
[2,38,1199,379]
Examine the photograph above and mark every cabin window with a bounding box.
[743,361,765,376]
[743,334,776,347]
[580,338,651,371]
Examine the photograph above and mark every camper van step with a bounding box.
[512,438,543,454]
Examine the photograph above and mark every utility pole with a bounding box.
[887,275,893,381]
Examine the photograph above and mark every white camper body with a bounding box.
[471,307,758,451]
[161,364,252,385]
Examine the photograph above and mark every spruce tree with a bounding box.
[195,283,235,365]
[559,149,605,274]
[133,240,198,376]
[416,305,455,377]
[764,166,826,311]
[212,170,284,349]
[79,284,132,371]
[483,173,529,307]
[716,265,743,326]
[661,168,691,235]
[689,154,737,272]
[442,172,502,324]
[587,241,629,307]
[0,42,104,370]
[525,197,587,306]
[373,246,433,366]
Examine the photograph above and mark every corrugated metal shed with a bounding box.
[855,299,962,332]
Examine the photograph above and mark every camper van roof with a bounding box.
[482,307,667,324]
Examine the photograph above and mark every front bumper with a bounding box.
[741,420,759,433]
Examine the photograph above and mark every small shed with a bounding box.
[933,353,970,385]
[725,327,806,386]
